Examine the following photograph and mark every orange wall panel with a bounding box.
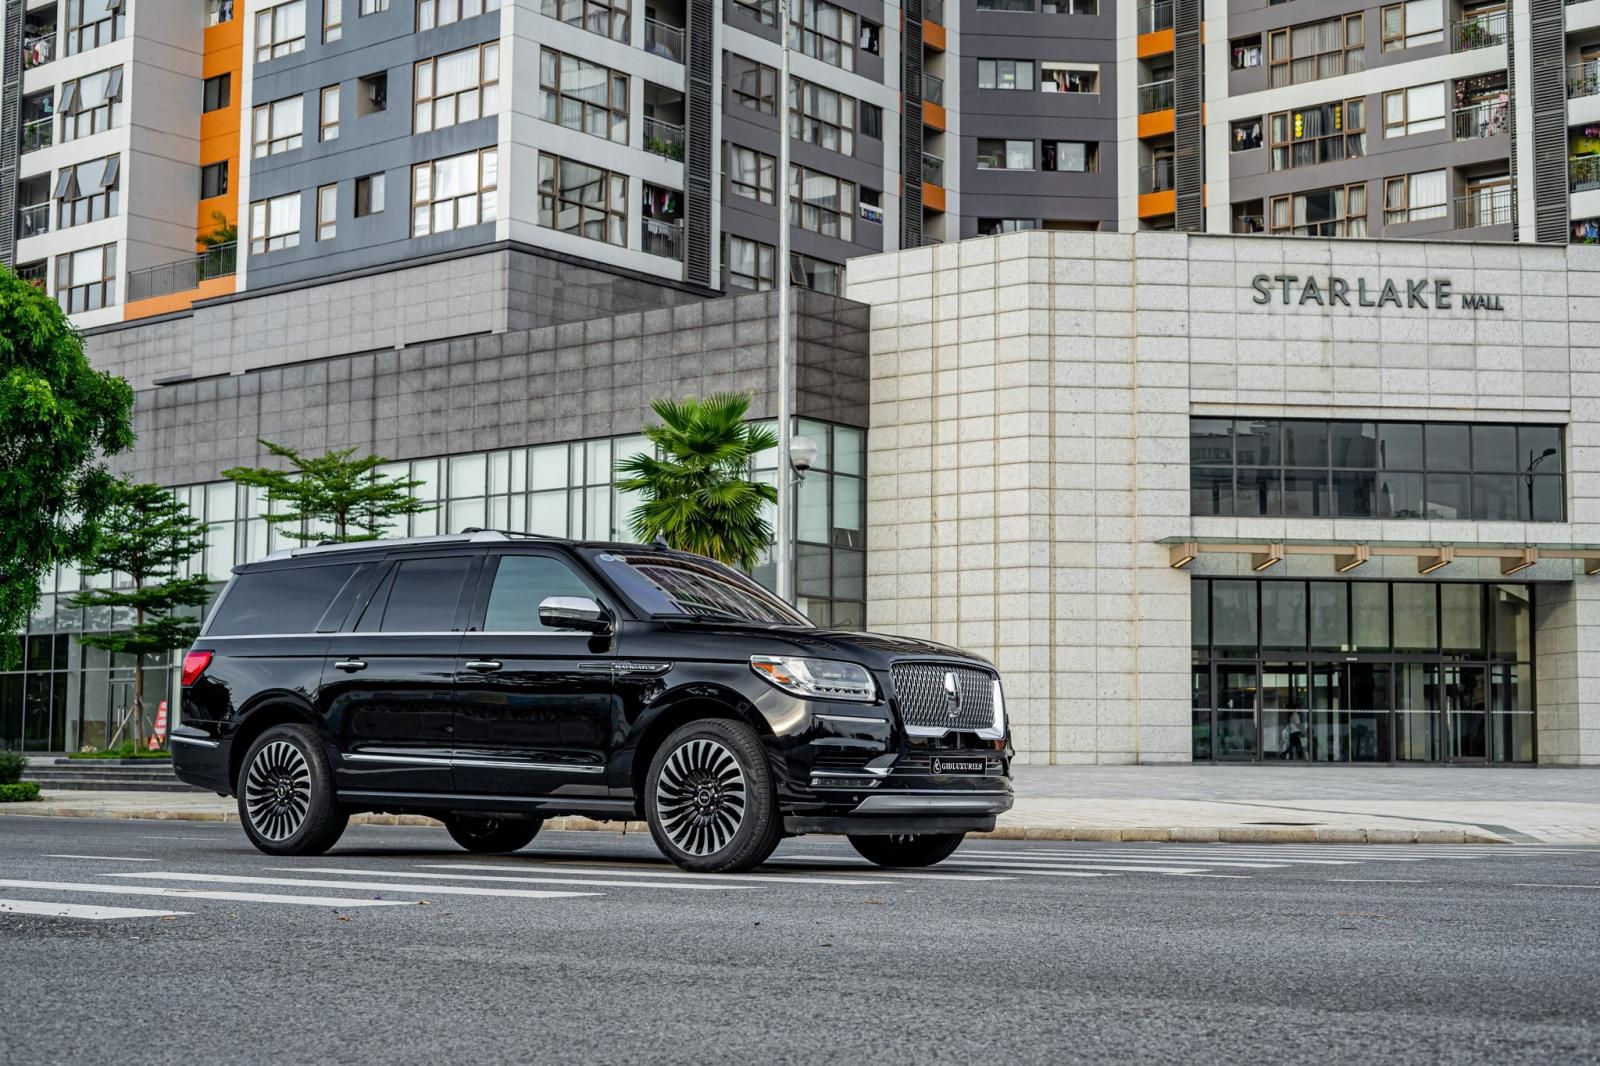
[922,182,946,213]
[123,275,236,322]
[1137,29,1174,59]
[1138,109,1174,139]
[922,100,946,131]
[196,18,243,240]
[923,19,945,51]
[1138,189,1176,219]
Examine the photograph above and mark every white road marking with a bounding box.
[961,851,1294,869]
[0,899,189,921]
[278,867,746,892]
[1510,883,1600,890]
[417,862,902,887]
[0,878,411,908]
[46,855,157,862]
[110,872,598,901]
[1023,848,1424,864]
[1328,879,1430,884]
[789,855,1207,875]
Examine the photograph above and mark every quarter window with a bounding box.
[54,242,117,314]
[482,556,598,631]
[208,564,361,636]
[416,43,501,132]
[252,96,304,157]
[411,148,498,236]
[369,556,472,632]
[538,154,627,246]
[418,0,500,31]
[789,165,854,242]
[729,145,776,204]
[249,192,302,254]
[539,49,626,143]
[256,1,306,63]
[789,79,855,155]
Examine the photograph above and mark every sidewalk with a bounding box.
[3,765,1598,844]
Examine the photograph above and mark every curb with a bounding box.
[0,803,1509,843]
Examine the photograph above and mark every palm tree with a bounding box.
[615,393,780,570]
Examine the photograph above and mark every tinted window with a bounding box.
[483,556,597,631]
[208,564,359,636]
[376,557,472,632]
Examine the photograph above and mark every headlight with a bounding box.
[750,656,877,702]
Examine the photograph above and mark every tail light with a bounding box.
[181,650,213,687]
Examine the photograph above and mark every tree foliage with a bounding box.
[72,479,213,749]
[222,439,432,543]
[0,266,134,667]
[615,393,779,570]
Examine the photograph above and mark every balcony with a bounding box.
[1571,59,1600,98]
[16,262,47,291]
[21,116,52,154]
[922,152,944,187]
[925,0,944,23]
[17,202,49,240]
[21,30,55,69]
[125,243,237,304]
[1233,214,1266,235]
[1453,100,1508,140]
[1451,11,1507,52]
[1139,158,1176,194]
[642,218,684,260]
[1138,78,1174,113]
[644,18,684,63]
[1573,156,1600,193]
[1457,186,1513,228]
[643,116,685,161]
[923,73,944,106]
[1137,0,1173,34]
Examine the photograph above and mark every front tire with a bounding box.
[443,814,543,853]
[237,723,348,856]
[848,832,966,868]
[645,719,781,873]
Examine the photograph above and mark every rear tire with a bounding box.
[443,814,543,853]
[645,719,781,873]
[237,723,349,857]
[847,832,966,868]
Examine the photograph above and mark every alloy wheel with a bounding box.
[243,739,312,842]
[654,738,748,856]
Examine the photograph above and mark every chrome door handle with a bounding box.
[334,659,367,672]
[465,660,503,673]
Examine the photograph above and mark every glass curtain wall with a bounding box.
[1191,578,1535,763]
[3,422,865,751]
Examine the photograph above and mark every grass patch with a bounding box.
[68,741,171,760]
[0,781,41,803]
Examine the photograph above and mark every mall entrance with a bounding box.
[1190,578,1536,764]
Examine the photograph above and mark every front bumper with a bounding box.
[783,789,1012,836]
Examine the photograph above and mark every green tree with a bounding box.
[615,393,779,570]
[222,439,431,543]
[71,479,212,750]
[0,266,135,667]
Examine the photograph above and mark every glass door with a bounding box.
[1213,663,1259,760]
[1444,664,1488,761]
[1308,662,1346,762]
[1260,662,1308,761]
[1347,661,1391,762]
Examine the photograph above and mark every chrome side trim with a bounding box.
[342,752,605,774]
[168,734,221,749]
[848,792,1013,815]
[814,713,887,725]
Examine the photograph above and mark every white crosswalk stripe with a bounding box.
[419,860,943,885]
[106,872,599,901]
[0,878,413,909]
[279,866,751,892]
[0,899,189,921]
[45,855,156,863]
[785,854,1209,876]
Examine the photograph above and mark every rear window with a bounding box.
[364,556,473,632]
[207,563,361,636]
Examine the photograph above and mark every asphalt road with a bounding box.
[2,818,1598,1066]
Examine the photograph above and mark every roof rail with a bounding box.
[457,527,565,541]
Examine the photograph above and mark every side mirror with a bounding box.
[539,596,611,634]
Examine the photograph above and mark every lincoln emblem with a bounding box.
[943,672,961,718]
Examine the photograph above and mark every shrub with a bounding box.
[0,781,41,803]
[0,748,26,785]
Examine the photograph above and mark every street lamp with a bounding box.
[1525,447,1557,519]
[774,0,796,602]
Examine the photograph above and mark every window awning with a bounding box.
[1161,537,1600,577]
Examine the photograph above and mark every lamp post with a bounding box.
[775,0,795,602]
[1525,446,1557,519]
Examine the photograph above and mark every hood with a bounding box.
[657,622,994,670]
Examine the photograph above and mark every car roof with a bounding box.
[238,529,686,571]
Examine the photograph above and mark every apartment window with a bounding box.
[356,173,386,216]
[362,0,390,12]
[792,253,844,295]
[417,43,501,132]
[859,102,883,140]
[1381,0,1443,52]
[733,0,777,25]
[1042,63,1097,93]
[1384,170,1447,224]
[324,0,343,41]
[207,0,236,26]
[1269,99,1366,171]
[726,235,775,291]
[59,67,124,142]
[976,0,1035,10]
[978,60,1034,91]
[860,186,882,224]
[1043,140,1095,173]
[317,184,337,241]
[977,139,1035,171]
[1383,83,1446,137]
[978,218,1037,234]
[55,155,120,228]
[413,147,499,236]
[419,0,501,31]
[1045,0,1096,10]
[203,73,232,113]
[539,49,625,143]
[789,165,855,241]
[55,243,117,313]
[1190,418,1564,522]
[1268,14,1364,88]
[249,193,301,254]
[729,55,777,114]
[200,161,229,200]
[1233,117,1263,152]
[860,20,880,54]
[256,1,307,63]
[789,80,855,155]
[320,85,341,141]
[789,0,857,73]
[252,96,304,157]
[63,0,125,57]
[358,72,388,114]
[537,154,626,246]
[540,0,628,42]
[729,145,776,204]
[1268,184,1367,237]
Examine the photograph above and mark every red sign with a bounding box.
[151,701,169,749]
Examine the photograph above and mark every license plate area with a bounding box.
[929,756,996,776]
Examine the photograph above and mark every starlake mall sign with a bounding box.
[1249,275,1505,312]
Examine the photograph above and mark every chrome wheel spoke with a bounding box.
[654,736,748,857]
[244,739,313,842]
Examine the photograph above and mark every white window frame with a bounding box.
[256,1,307,63]
[412,147,499,237]
[250,192,302,254]
[317,183,337,241]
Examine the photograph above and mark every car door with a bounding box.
[320,552,481,795]
[452,550,618,797]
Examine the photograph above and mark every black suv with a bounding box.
[171,531,1013,872]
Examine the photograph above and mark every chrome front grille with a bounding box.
[890,663,996,734]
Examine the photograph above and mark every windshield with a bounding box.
[590,552,814,627]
